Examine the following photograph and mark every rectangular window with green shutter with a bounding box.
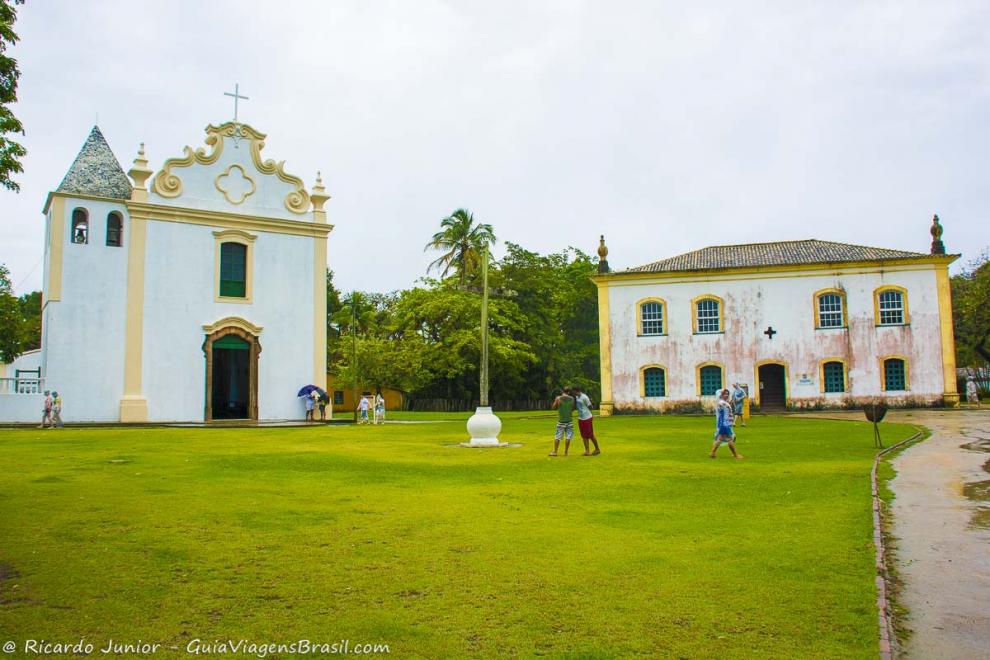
[220,242,247,298]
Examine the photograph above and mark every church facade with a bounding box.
[593,227,960,414]
[3,121,331,422]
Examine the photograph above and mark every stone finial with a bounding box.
[310,170,331,216]
[930,214,945,255]
[597,234,610,274]
[128,142,154,197]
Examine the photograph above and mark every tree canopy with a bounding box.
[952,250,990,368]
[329,230,601,408]
[0,0,26,192]
[424,208,496,284]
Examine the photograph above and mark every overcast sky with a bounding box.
[1,1,987,295]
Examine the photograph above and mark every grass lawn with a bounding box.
[0,415,916,658]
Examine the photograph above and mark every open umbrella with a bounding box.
[297,384,319,397]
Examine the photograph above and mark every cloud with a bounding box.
[1,0,987,296]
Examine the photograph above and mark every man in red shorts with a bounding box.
[572,385,601,456]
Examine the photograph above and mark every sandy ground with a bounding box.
[884,409,990,659]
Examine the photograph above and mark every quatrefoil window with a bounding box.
[215,164,257,204]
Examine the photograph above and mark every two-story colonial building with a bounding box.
[593,225,959,414]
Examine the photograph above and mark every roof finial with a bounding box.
[128,141,153,198]
[597,235,610,274]
[930,214,945,255]
[310,170,330,217]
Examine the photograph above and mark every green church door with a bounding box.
[211,335,250,419]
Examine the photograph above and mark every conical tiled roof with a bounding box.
[625,239,936,273]
[55,126,132,200]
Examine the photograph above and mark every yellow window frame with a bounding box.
[818,357,849,393]
[813,287,847,329]
[640,364,667,398]
[636,297,667,336]
[696,361,725,396]
[873,285,910,326]
[691,294,724,334]
[879,354,911,391]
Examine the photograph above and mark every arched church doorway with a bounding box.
[203,323,261,421]
[757,362,787,412]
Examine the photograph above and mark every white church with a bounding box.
[593,224,960,414]
[0,119,331,423]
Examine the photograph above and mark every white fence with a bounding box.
[0,377,45,395]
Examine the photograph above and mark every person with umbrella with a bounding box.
[297,385,329,422]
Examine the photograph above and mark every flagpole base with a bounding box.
[466,406,502,446]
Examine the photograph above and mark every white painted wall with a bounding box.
[40,197,129,422]
[0,350,44,423]
[141,220,316,421]
[606,265,946,410]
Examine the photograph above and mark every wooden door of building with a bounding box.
[758,364,787,411]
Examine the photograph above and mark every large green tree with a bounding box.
[952,250,990,367]
[0,263,24,362]
[424,208,496,284]
[0,0,26,192]
[17,289,39,351]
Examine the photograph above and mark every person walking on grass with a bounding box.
[710,389,743,459]
[549,386,576,457]
[374,393,386,424]
[573,385,601,456]
[358,395,370,424]
[39,390,53,429]
[732,382,746,427]
[51,391,64,428]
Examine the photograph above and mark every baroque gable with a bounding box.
[149,122,311,220]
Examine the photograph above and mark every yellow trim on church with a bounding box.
[46,196,65,302]
[119,213,148,422]
[126,201,333,238]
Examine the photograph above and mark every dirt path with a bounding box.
[883,409,990,659]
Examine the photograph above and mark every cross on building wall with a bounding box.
[764,326,777,340]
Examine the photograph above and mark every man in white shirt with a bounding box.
[572,386,601,456]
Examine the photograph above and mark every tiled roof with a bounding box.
[625,240,932,273]
[56,126,132,200]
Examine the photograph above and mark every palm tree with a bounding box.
[424,209,496,284]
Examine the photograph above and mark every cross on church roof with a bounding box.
[224,83,249,123]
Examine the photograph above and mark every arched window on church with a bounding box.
[219,242,248,298]
[71,208,89,244]
[106,212,123,247]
